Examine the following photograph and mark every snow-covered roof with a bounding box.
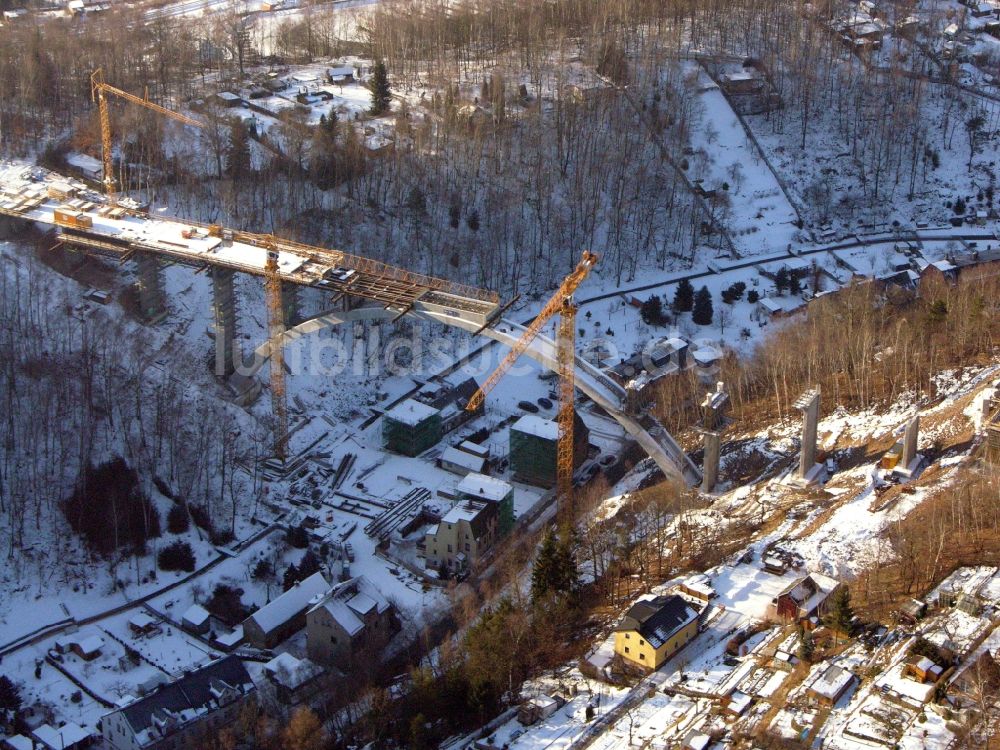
[5,735,34,750]
[130,613,156,630]
[441,499,489,525]
[456,472,512,502]
[246,572,330,635]
[214,626,243,648]
[915,656,935,672]
[511,414,558,441]
[528,694,558,710]
[459,440,489,457]
[216,91,241,102]
[77,634,104,654]
[721,69,760,82]
[809,664,854,700]
[692,346,722,364]
[439,445,487,473]
[264,652,323,690]
[384,398,439,426]
[309,576,391,638]
[728,690,752,715]
[182,604,210,627]
[32,722,91,750]
[329,66,354,77]
[65,152,102,174]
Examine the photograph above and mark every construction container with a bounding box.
[53,209,93,229]
[47,182,76,201]
[382,399,442,456]
[880,441,903,471]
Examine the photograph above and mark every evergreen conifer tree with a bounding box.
[369,59,392,115]
[825,586,855,641]
[673,278,694,312]
[692,286,714,325]
[225,120,252,183]
[531,529,561,602]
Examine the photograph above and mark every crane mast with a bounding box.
[264,244,289,461]
[466,250,598,515]
[90,68,206,199]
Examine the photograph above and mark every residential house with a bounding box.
[421,498,499,575]
[327,65,355,83]
[242,572,330,649]
[100,656,256,750]
[613,594,700,670]
[454,473,514,536]
[54,633,104,661]
[181,605,211,636]
[767,573,841,625]
[755,294,806,322]
[128,614,158,637]
[305,576,398,669]
[262,653,324,706]
[719,69,764,94]
[31,723,94,750]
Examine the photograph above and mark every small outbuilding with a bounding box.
[181,604,211,635]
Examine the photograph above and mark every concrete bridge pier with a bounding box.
[699,382,730,493]
[212,267,240,377]
[135,252,167,322]
[793,388,822,484]
[701,431,721,493]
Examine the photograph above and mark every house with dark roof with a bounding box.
[100,656,256,750]
[613,594,700,669]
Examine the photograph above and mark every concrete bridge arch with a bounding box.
[243,307,701,485]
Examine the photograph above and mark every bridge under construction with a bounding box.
[0,162,701,486]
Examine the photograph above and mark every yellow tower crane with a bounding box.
[466,250,598,514]
[264,240,289,461]
[90,69,205,199]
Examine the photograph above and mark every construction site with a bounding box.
[4,18,1000,747]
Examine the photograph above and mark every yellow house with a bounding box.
[613,594,700,670]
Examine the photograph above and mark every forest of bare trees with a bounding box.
[0,238,268,585]
[2,0,986,299]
